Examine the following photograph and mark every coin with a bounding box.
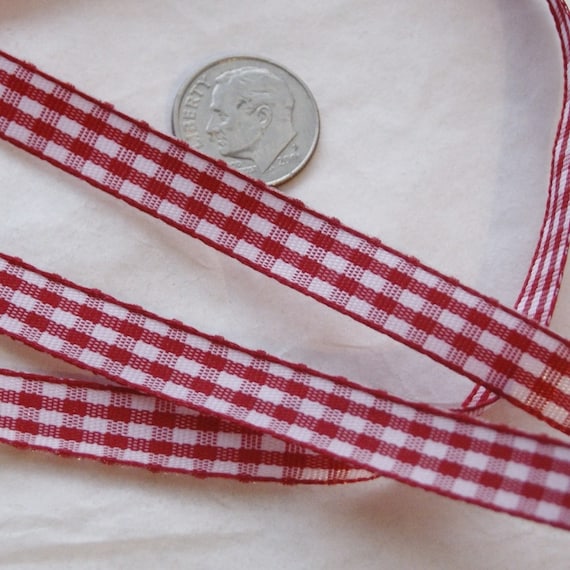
[172,56,320,187]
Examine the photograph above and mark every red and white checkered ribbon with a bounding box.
[0,0,570,530]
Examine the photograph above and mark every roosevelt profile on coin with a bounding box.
[172,56,320,186]
[206,66,297,174]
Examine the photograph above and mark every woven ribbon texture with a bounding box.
[0,0,570,532]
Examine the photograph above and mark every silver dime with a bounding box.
[172,56,320,187]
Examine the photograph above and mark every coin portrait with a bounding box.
[172,57,320,186]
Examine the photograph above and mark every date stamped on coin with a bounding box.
[172,56,320,187]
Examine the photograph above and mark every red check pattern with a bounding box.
[2,40,570,431]
[0,0,568,531]
[0,369,369,483]
[465,0,570,409]
[0,254,570,529]
[521,0,570,324]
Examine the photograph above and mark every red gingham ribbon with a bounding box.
[1,253,570,529]
[0,369,371,484]
[0,0,569,530]
[2,48,570,430]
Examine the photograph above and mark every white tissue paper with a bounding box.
[0,1,569,568]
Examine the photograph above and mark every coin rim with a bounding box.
[171,55,320,186]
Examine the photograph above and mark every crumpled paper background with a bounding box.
[0,1,569,568]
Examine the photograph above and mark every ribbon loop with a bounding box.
[0,0,570,532]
